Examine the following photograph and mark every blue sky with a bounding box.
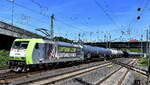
[0,0,150,42]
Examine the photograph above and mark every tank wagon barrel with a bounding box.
[83,45,111,59]
[126,52,144,57]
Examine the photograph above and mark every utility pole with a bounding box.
[137,7,150,84]
[11,0,15,26]
[50,14,55,39]
[78,33,81,41]
[104,34,107,48]
[147,27,150,85]
[148,26,150,71]
[146,29,149,64]
[140,34,143,53]
[78,33,82,44]
[107,35,109,48]
[104,34,106,42]
[109,35,111,48]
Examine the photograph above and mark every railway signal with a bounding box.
[137,8,141,20]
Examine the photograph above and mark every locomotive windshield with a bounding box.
[12,41,29,49]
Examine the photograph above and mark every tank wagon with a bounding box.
[8,38,143,72]
[82,45,112,60]
[126,52,144,57]
[110,49,124,58]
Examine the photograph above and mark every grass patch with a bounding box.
[128,48,142,52]
[0,50,9,67]
[121,48,142,52]
[138,57,148,67]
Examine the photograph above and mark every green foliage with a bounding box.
[128,48,142,52]
[53,36,74,43]
[121,48,142,52]
[138,57,148,66]
[0,50,9,66]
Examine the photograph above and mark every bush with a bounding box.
[0,50,9,67]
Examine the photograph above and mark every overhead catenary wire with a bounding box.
[0,16,40,29]
[5,0,90,33]
[0,1,49,27]
[69,16,92,30]
[94,0,120,29]
[4,0,103,43]
[30,0,93,33]
[3,0,133,41]
[102,0,113,14]
[4,0,50,26]
[0,0,95,41]
[125,0,150,37]
[138,0,150,17]
[5,0,50,17]
[55,19,88,32]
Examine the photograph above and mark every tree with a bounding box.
[52,36,74,43]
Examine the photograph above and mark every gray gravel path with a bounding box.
[53,58,132,85]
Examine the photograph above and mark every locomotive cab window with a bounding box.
[12,41,29,49]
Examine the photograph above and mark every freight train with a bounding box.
[8,38,144,72]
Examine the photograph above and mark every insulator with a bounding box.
[137,16,140,20]
[137,8,141,11]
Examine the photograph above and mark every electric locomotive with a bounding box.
[8,38,83,72]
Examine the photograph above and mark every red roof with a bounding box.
[129,39,138,42]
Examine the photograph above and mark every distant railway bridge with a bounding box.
[85,41,147,53]
[0,21,42,50]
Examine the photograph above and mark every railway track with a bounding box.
[94,59,136,85]
[0,70,47,84]
[0,66,10,74]
[20,58,133,85]
[0,58,143,85]
[95,59,148,85]
[111,59,148,77]
[0,60,111,85]
[28,58,143,85]
[0,66,8,70]
[26,62,112,85]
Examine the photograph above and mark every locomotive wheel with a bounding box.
[22,67,29,72]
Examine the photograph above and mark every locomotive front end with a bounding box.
[8,40,29,72]
[9,41,29,66]
[8,39,45,72]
